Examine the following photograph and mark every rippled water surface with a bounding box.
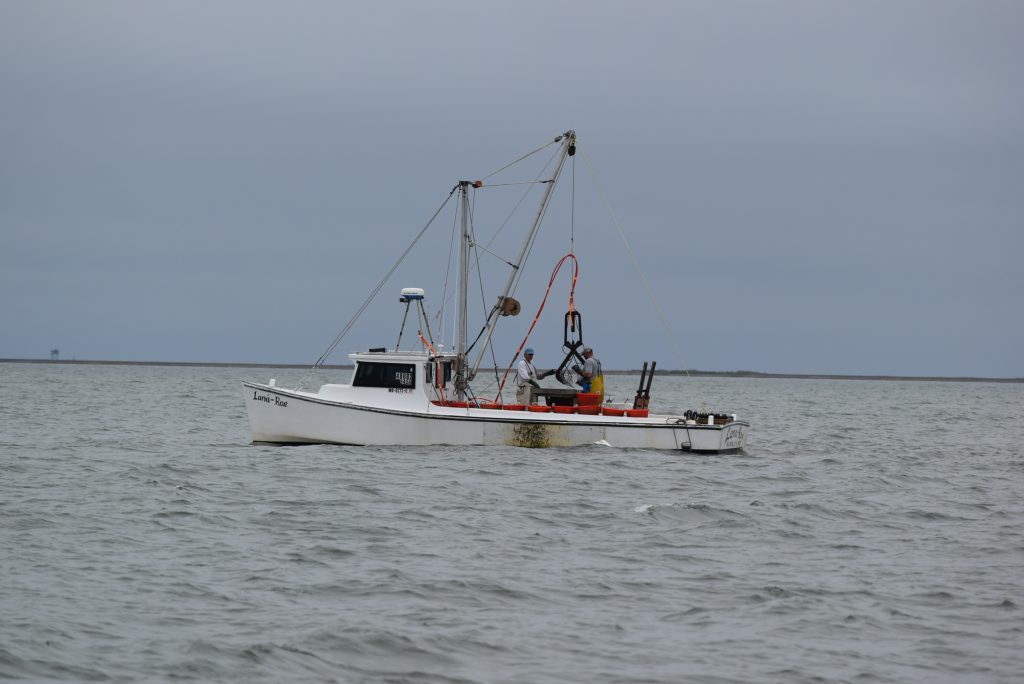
[2,362,1022,683]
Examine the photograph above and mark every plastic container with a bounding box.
[577,406,601,415]
[478,402,502,410]
[576,393,602,406]
[601,407,625,417]
[527,405,552,413]
[502,404,526,411]
[447,401,469,408]
[625,408,649,418]
[552,405,577,414]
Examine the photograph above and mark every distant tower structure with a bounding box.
[51,349,59,361]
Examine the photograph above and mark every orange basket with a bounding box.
[576,393,601,406]
[478,402,502,410]
[552,405,577,414]
[601,407,625,417]
[625,408,649,418]
[577,406,600,415]
[527,405,552,413]
[502,404,526,411]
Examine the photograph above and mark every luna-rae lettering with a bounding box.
[253,391,288,407]
[724,425,746,448]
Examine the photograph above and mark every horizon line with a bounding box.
[2,358,1021,384]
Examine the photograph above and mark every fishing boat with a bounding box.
[243,131,749,452]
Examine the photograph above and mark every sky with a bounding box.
[1,0,1022,377]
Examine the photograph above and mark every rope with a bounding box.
[569,154,576,318]
[570,153,576,252]
[477,181,551,188]
[471,242,517,268]
[310,186,458,371]
[494,253,579,401]
[435,194,461,350]
[484,146,560,250]
[435,145,562,357]
[580,149,690,375]
[482,137,560,180]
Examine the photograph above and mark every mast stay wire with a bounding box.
[306,185,459,378]
[507,177,556,302]
[475,146,561,265]
[434,145,560,319]
[477,180,550,188]
[472,139,571,382]
[437,182,506,353]
[569,153,576,316]
[579,149,690,376]
[437,193,460,353]
[570,152,576,252]
[436,145,562,353]
[468,207,504,388]
[304,135,563,389]
[481,137,560,181]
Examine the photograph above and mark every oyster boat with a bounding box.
[243,131,749,452]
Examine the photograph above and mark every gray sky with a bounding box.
[2,1,1022,377]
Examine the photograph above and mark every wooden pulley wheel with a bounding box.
[499,297,521,316]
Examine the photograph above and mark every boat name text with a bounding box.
[253,391,288,407]
[724,426,746,448]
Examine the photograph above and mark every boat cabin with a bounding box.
[315,350,459,408]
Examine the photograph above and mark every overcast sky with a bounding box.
[2,1,1021,377]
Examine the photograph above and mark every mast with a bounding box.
[454,180,473,400]
[468,130,576,380]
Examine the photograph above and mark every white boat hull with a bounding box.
[243,382,749,453]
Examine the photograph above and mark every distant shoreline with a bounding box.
[3,358,1021,384]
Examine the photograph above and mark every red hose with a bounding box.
[495,253,579,401]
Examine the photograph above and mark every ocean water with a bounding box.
[2,361,1022,683]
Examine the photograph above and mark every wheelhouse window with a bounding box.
[353,362,416,389]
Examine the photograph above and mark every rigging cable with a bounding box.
[476,181,550,188]
[570,150,576,252]
[447,146,563,356]
[433,145,561,326]
[481,137,560,181]
[507,173,559,304]
[469,201,493,347]
[436,192,461,353]
[579,149,690,375]
[569,151,576,319]
[309,186,458,372]
[480,146,560,252]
